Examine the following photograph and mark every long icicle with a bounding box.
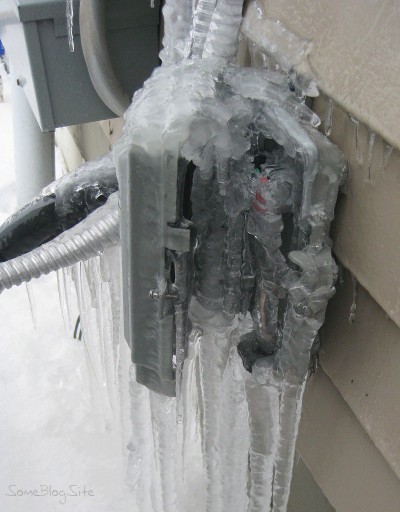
[220,347,249,512]
[203,0,244,61]
[272,278,336,511]
[160,0,194,64]
[271,380,306,512]
[246,359,280,512]
[66,0,75,52]
[127,375,156,512]
[190,0,218,59]
[150,392,178,512]
[193,301,234,512]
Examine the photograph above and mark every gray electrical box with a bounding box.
[0,0,160,131]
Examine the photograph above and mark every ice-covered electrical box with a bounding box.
[0,0,160,131]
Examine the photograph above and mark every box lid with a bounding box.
[15,0,160,30]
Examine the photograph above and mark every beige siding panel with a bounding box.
[243,0,400,150]
[298,370,400,512]
[313,97,400,328]
[99,118,124,147]
[56,118,124,171]
[320,268,400,479]
[71,122,112,162]
[54,126,85,172]
[288,458,335,512]
[242,1,400,325]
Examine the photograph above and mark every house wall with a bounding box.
[242,1,400,510]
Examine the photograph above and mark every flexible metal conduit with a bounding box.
[79,0,130,116]
[0,194,120,294]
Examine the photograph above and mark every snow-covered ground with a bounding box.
[0,67,134,512]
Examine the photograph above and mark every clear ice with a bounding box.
[381,141,393,175]
[349,115,362,164]
[349,274,358,324]
[115,26,344,510]
[25,281,38,329]
[0,0,347,511]
[367,130,376,181]
[324,98,333,137]
[66,0,75,52]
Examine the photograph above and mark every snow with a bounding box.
[0,70,16,223]
[0,68,134,512]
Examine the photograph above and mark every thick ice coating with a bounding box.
[0,153,117,263]
[114,53,346,512]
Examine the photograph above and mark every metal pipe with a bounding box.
[11,71,55,206]
[0,193,120,294]
[0,152,118,262]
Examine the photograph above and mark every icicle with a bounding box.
[324,98,333,136]
[56,269,72,331]
[255,1,264,20]
[96,258,122,429]
[180,328,203,477]
[150,392,178,512]
[337,264,344,287]
[190,0,218,59]
[175,303,187,422]
[172,249,193,423]
[82,256,102,309]
[219,348,249,512]
[66,0,75,52]
[127,369,156,512]
[223,214,245,315]
[349,274,358,324]
[190,299,234,512]
[203,0,244,62]
[381,142,393,175]
[199,332,226,512]
[246,359,280,512]
[116,341,132,457]
[248,41,280,71]
[103,246,125,391]
[160,0,194,64]
[271,380,306,512]
[72,261,114,431]
[25,281,38,330]
[349,115,362,163]
[367,130,376,181]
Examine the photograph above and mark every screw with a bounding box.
[165,292,179,300]
[149,290,160,300]
[149,289,179,301]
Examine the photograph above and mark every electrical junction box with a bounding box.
[0,0,161,132]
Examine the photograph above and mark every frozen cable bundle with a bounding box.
[0,0,346,510]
